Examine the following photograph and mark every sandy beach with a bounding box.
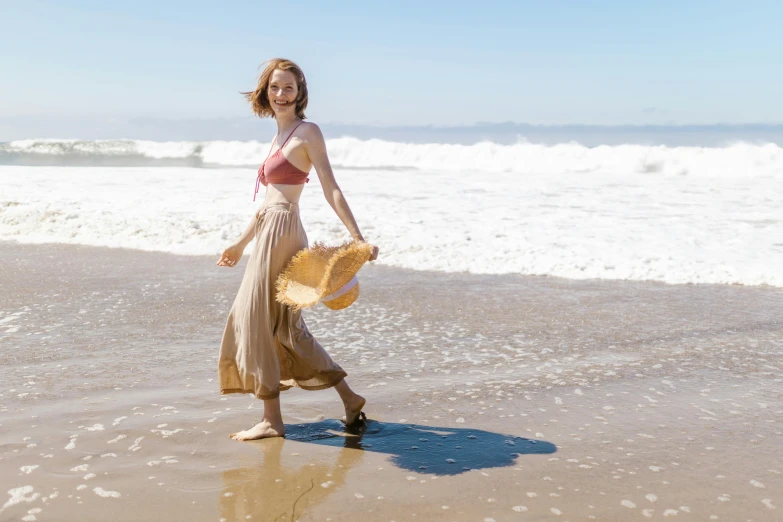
[1,241,781,521]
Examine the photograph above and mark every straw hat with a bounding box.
[276,241,374,311]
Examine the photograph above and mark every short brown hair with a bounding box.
[243,58,308,119]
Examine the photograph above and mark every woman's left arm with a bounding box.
[303,123,379,260]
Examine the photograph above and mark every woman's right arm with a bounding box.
[235,211,260,250]
[217,212,258,267]
[218,134,275,267]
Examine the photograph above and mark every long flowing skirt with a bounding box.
[218,201,347,400]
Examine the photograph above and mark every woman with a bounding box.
[216,58,379,441]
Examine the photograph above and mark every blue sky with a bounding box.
[2,0,782,138]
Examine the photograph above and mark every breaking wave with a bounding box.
[2,138,782,177]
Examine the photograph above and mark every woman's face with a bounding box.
[267,69,299,116]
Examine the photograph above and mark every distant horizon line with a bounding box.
[110,119,783,130]
[3,114,783,129]
[4,118,783,147]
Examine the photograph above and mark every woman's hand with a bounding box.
[356,240,379,262]
[217,244,244,268]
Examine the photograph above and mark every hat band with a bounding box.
[322,276,358,302]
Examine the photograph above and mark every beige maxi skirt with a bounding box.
[218,201,347,400]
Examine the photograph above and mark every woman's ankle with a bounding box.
[262,415,284,427]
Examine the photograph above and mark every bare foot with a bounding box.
[344,394,366,427]
[229,419,285,441]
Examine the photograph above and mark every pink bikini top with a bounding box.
[254,122,310,201]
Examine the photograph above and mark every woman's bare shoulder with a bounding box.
[299,121,325,140]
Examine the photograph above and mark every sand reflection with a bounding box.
[220,436,363,522]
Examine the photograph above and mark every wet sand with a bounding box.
[1,242,782,521]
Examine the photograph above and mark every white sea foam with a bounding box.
[92,487,120,498]
[1,486,39,513]
[1,137,782,287]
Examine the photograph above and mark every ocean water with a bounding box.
[1,138,782,287]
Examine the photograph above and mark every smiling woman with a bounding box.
[241,58,309,120]
[216,57,379,442]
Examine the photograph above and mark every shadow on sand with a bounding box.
[285,418,557,476]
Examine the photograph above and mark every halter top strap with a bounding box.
[281,121,303,146]
[254,121,307,201]
[261,121,304,164]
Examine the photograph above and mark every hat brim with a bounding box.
[276,241,372,310]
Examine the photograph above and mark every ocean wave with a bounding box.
[2,138,782,177]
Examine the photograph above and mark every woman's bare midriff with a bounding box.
[261,183,307,206]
